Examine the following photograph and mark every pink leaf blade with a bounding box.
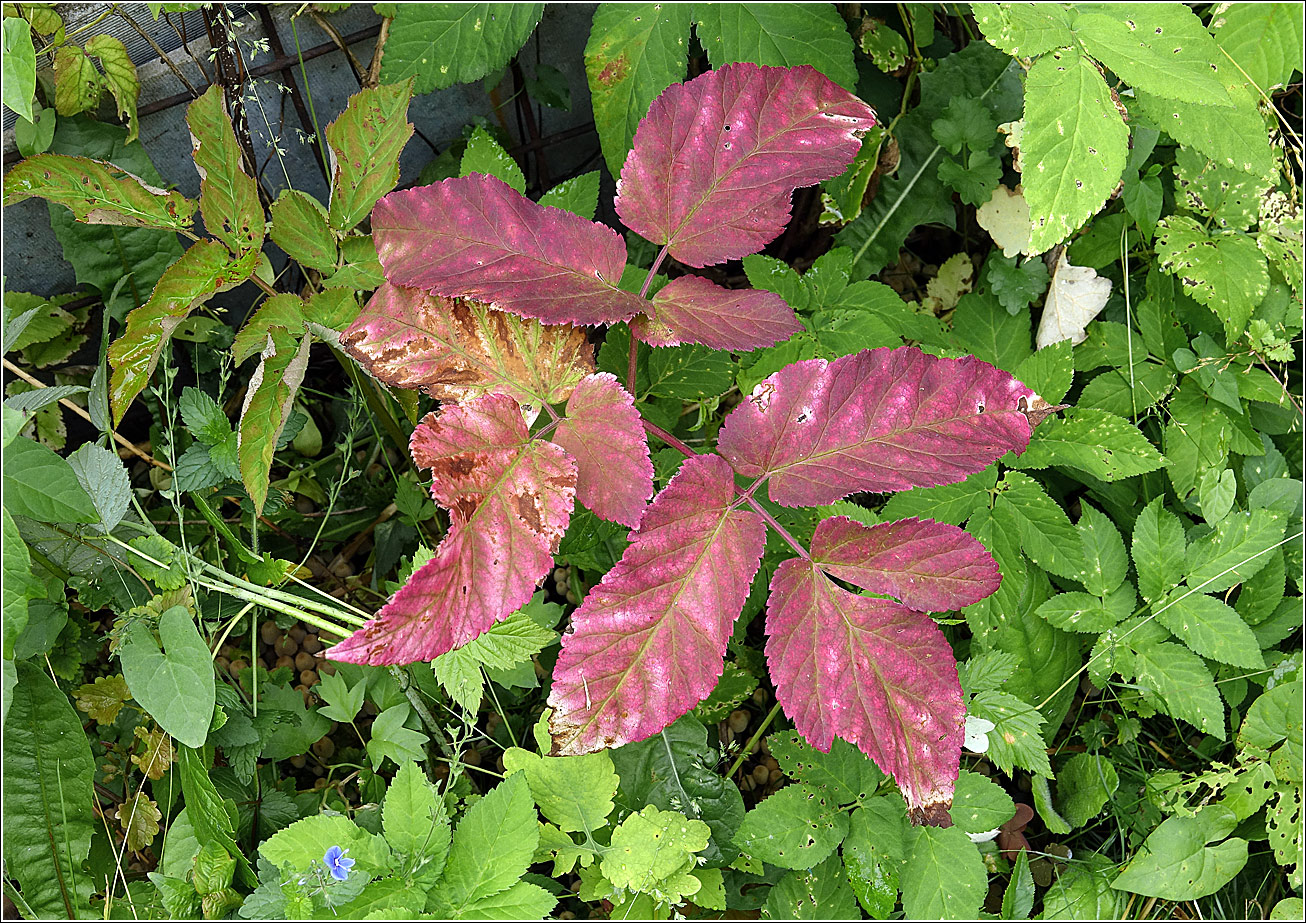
[373,174,648,326]
[812,516,1001,612]
[328,394,576,665]
[551,372,654,528]
[766,558,963,826]
[547,454,766,754]
[615,63,876,267]
[634,274,803,351]
[718,347,1037,507]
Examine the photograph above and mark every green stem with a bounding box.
[726,701,782,779]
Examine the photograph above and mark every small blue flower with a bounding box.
[323,845,355,882]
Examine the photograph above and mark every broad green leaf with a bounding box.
[879,468,997,526]
[1078,361,1176,416]
[119,606,215,748]
[645,343,734,399]
[585,3,692,178]
[949,769,1015,833]
[1013,407,1167,481]
[1074,7,1231,106]
[2,18,36,123]
[1023,50,1129,252]
[85,34,140,142]
[238,327,312,514]
[602,805,710,905]
[768,732,883,805]
[2,507,42,656]
[383,761,451,882]
[733,783,849,870]
[259,812,389,877]
[334,879,424,918]
[1155,216,1269,342]
[326,81,414,231]
[695,4,857,90]
[842,799,905,917]
[428,773,537,913]
[1036,589,1131,633]
[447,880,557,920]
[765,853,860,919]
[994,472,1082,581]
[1,436,98,523]
[971,2,1074,57]
[1239,681,1303,759]
[1153,591,1264,669]
[1131,639,1226,739]
[537,171,601,220]
[108,240,248,423]
[1209,3,1305,92]
[459,125,524,192]
[1055,752,1120,828]
[53,45,104,116]
[900,825,987,918]
[1013,339,1074,404]
[432,608,556,711]
[502,747,617,834]
[968,688,1052,778]
[1040,851,1126,919]
[1077,503,1128,596]
[366,703,428,769]
[382,4,543,94]
[950,290,1032,373]
[186,86,263,259]
[1111,810,1248,900]
[269,190,336,271]
[66,443,131,533]
[4,153,195,229]
[1131,81,1274,180]
[3,661,96,918]
[1185,509,1286,594]
[1003,849,1035,920]
[259,679,331,761]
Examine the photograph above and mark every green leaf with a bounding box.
[900,825,987,918]
[3,153,195,230]
[316,669,366,724]
[1,435,98,522]
[1131,81,1275,180]
[645,343,734,399]
[1036,589,1130,633]
[2,508,42,657]
[1131,639,1226,739]
[584,2,691,178]
[259,812,389,877]
[53,45,104,116]
[1078,360,1176,417]
[1003,849,1035,920]
[2,18,36,123]
[1209,3,1305,92]
[732,783,849,870]
[935,94,999,151]
[694,3,857,90]
[969,688,1052,778]
[971,2,1074,57]
[179,386,231,446]
[949,769,1016,833]
[1055,752,1120,828]
[432,608,556,711]
[1185,509,1286,594]
[186,86,263,259]
[879,468,996,526]
[459,125,525,192]
[768,732,883,805]
[842,799,905,917]
[994,471,1082,581]
[1155,216,1269,342]
[3,661,96,918]
[66,442,131,533]
[383,4,543,94]
[447,880,557,920]
[1076,503,1128,596]
[383,761,451,882]
[108,240,249,424]
[1040,851,1126,919]
[428,773,537,913]
[503,747,617,834]
[365,703,428,769]
[537,171,601,220]
[259,679,331,760]
[1111,809,1248,900]
[239,326,312,514]
[1153,590,1264,669]
[84,34,141,142]
[1013,407,1167,481]
[765,853,860,919]
[951,290,1032,372]
[602,804,710,904]
[119,606,215,748]
[1073,7,1232,106]
[269,190,337,272]
[990,254,1052,316]
[858,19,908,73]
[1023,50,1129,252]
[326,81,415,232]
[1271,898,1306,921]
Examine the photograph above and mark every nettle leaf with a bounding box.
[238,326,313,514]
[718,348,1040,507]
[767,557,964,825]
[1022,50,1129,252]
[328,394,576,665]
[373,174,648,325]
[551,372,653,528]
[186,86,262,260]
[4,154,195,230]
[615,62,876,267]
[341,282,595,408]
[325,80,414,232]
[810,516,1000,612]
[548,454,766,754]
[635,274,803,351]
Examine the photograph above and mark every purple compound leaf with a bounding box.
[812,516,1001,612]
[633,274,803,351]
[548,454,766,754]
[328,393,576,665]
[372,173,648,326]
[550,372,653,528]
[341,282,595,408]
[766,558,964,826]
[718,347,1042,507]
[615,63,876,267]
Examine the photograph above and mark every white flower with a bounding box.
[967,828,1000,844]
[964,715,996,753]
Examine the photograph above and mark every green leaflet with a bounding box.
[1131,639,1227,739]
[1003,849,1036,920]
[186,86,263,260]
[768,732,883,804]
[460,125,525,192]
[1153,590,1264,670]
[1131,80,1275,181]
[842,799,905,917]
[1111,808,1248,900]
[382,4,543,94]
[585,3,692,178]
[259,812,390,878]
[3,152,194,230]
[1,435,98,523]
[969,688,1052,778]
[432,608,556,711]
[119,605,215,748]
[1209,3,1306,92]
[239,326,313,513]
[732,783,848,870]
[2,17,36,123]
[382,762,451,884]
[949,769,1015,833]
[695,4,857,91]
[1185,509,1287,594]
[326,81,414,232]
[3,661,96,918]
[84,34,140,142]
[1022,51,1129,252]
[1076,503,1128,596]
[900,824,988,919]
[269,190,336,272]
[971,2,1074,57]
[365,703,429,770]
[502,747,617,835]
[765,853,859,919]
[537,171,601,220]
[1055,752,1120,828]
[1155,216,1269,342]
[1013,407,1168,481]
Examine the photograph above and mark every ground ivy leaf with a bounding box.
[602,804,710,904]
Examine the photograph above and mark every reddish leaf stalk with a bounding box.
[628,245,670,392]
